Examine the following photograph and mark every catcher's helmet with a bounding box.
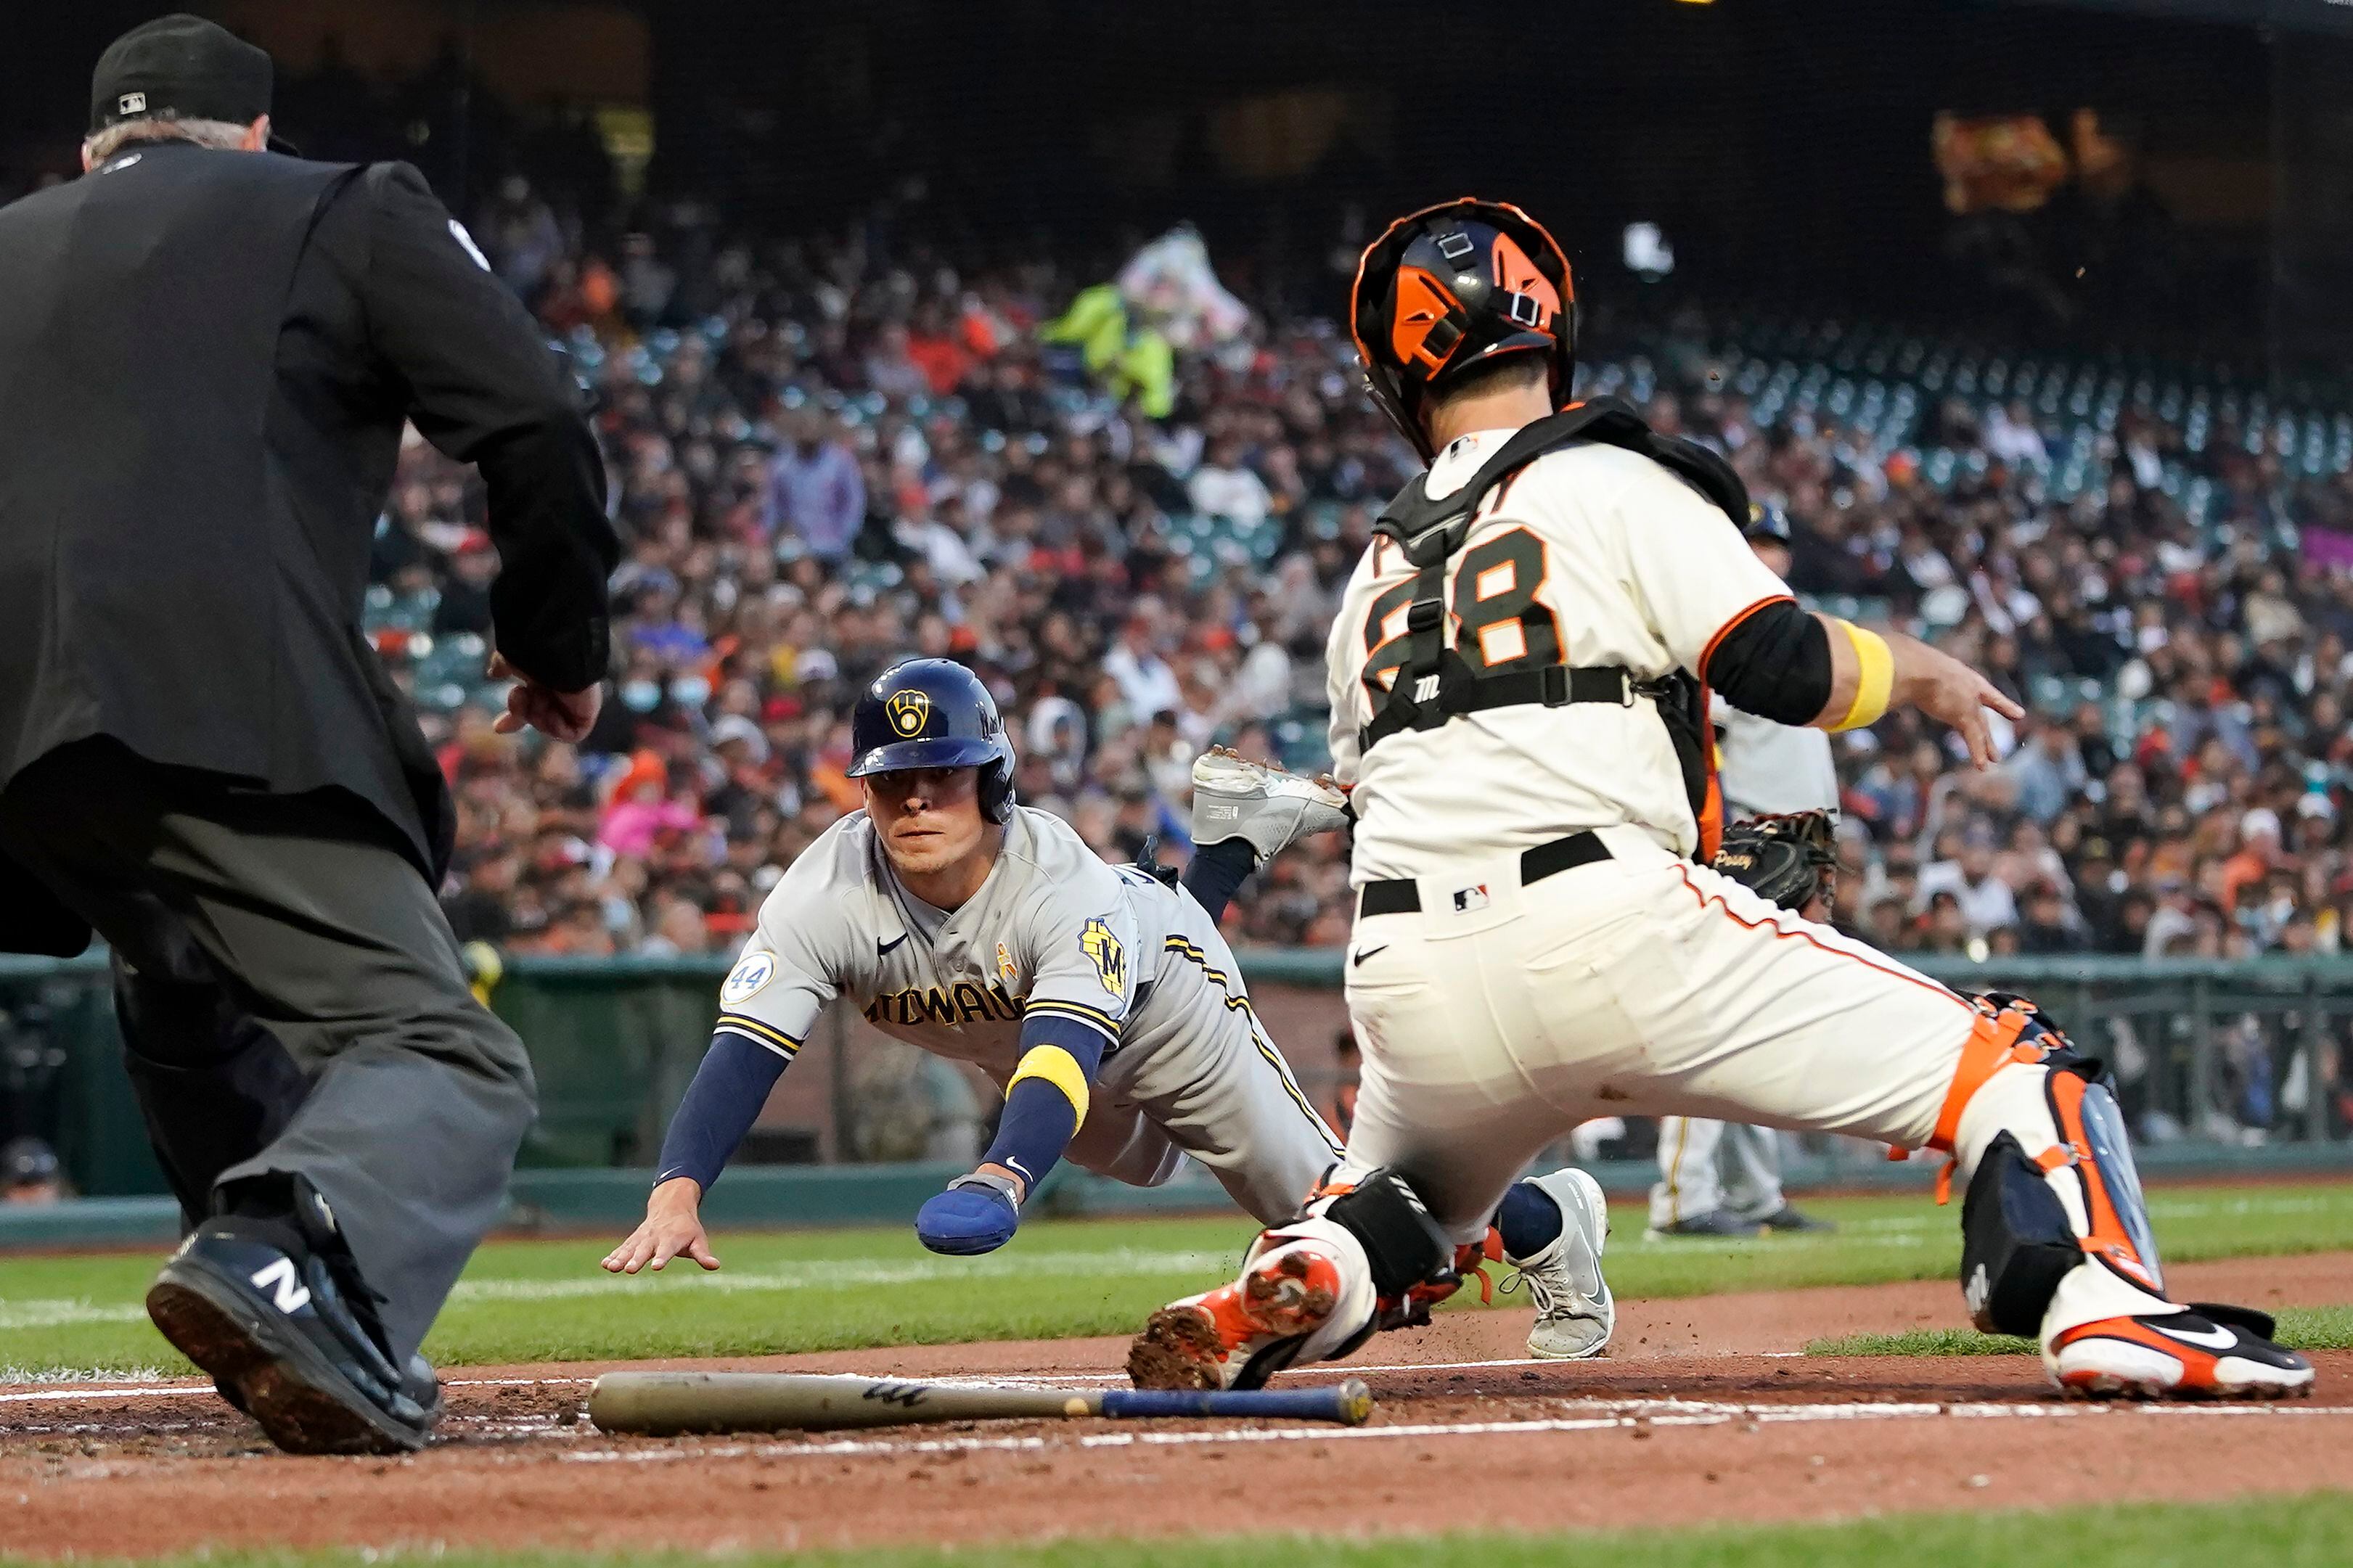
[1350,197,1577,461]
[846,658,1016,823]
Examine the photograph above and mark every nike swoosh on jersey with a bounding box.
[2150,1320,2239,1351]
[1351,945,1390,967]
[878,933,909,956]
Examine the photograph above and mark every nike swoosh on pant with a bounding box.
[1351,945,1389,967]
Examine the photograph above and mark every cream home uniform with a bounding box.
[706,805,1341,1222]
[1648,704,1840,1231]
[1313,429,2171,1348]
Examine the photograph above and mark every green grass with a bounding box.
[7,1495,2353,1568]
[5,1181,2352,1376]
[1810,1302,2353,1358]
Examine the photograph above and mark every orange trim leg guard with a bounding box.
[2046,1070,2164,1295]
[1925,1003,2052,1204]
[1928,1003,2050,1155]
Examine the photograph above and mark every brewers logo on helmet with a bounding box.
[1350,198,1578,460]
[887,689,932,736]
[846,658,1019,822]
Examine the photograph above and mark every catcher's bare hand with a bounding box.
[601,1176,719,1273]
[489,652,602,743]
[1896,642,2022,769]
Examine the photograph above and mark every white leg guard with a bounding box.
[1949,1057,2177,1347]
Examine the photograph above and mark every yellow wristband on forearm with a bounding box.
[1831,620,1894,731]
[1008,1044,1090,1125]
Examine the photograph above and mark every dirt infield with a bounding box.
[5,1251,2350,1560]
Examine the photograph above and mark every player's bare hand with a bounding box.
[601,1177,719,1273]
[1899,643,2023,769]
[489,652,602,743]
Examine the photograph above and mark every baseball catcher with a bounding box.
[1126,197,2310,1400]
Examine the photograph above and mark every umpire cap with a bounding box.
[89,15,299,155]
[846,659,1017,821]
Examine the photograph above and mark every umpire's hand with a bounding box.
[488,652,602,742]
[603,1175,721,1273]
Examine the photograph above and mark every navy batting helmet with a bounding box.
[846,658,1017,822]
[1351,197,1577,461]
[1744,502,1792,546]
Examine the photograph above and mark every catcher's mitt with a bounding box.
[1711,811,1837,913]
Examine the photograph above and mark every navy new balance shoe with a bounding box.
[210,1350,442,1430]
[147,1198,436,1455]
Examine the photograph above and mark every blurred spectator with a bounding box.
[764,406,868,560]
[1,1136,63,1204]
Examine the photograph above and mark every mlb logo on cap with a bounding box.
[118,91,147,115]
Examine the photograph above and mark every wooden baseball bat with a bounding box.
[586,1371,1373,1435]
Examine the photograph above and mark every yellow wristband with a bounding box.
[1831,620,1894,731]
[1008,1044,1091,1125]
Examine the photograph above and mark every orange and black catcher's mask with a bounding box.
[1349,198,1576,462]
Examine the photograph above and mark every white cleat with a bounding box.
[1189,747,1350,867]
[2046,1305,2315,1400]
[1505,1167,1615,1360]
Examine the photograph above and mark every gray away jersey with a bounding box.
[1714,701,1840,820]
[714,806,1242,1082]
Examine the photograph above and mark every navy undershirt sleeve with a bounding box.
[652,1030,791,1192]
[979,1014,1110,1193]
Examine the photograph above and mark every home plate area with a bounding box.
[4,1260,2350,1560]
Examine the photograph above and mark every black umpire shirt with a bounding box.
[0,142,617,951]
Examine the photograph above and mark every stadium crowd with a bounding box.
[377,204,2353,988]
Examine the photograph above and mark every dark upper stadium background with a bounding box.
[9,0,2353,367]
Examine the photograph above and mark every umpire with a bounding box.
[0,17,617,1453]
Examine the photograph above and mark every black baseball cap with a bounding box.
[89,14,297,154]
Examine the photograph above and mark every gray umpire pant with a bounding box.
[1648,1116,1788,1230]
[0,741,533,1363]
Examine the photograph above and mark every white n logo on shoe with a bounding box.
[250,1256,312,1315]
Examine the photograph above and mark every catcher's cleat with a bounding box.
[1645,1207,1764,1241]
[2047,1305,2314,1400]
[1504,1169,1615,1360]
[1189,749,1349,869]
[1126,1241,1342,1391]
[1755,1203,1836,1234]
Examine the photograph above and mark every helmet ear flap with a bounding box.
[978,750,1015,823]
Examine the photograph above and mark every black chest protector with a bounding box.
[1360,397,1751,859]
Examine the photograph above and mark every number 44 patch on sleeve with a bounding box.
[1079,918,1125,999]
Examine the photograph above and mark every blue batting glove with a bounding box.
[915,1175,1020,1255]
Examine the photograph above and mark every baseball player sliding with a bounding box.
[1649,504,1835,1239]
[604,660,1614,1366]
[1126,197,2311,1400]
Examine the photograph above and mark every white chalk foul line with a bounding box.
[558,1397,2353,1464]
[0,1247,1248,1333]
[0,1354,1562,1400]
